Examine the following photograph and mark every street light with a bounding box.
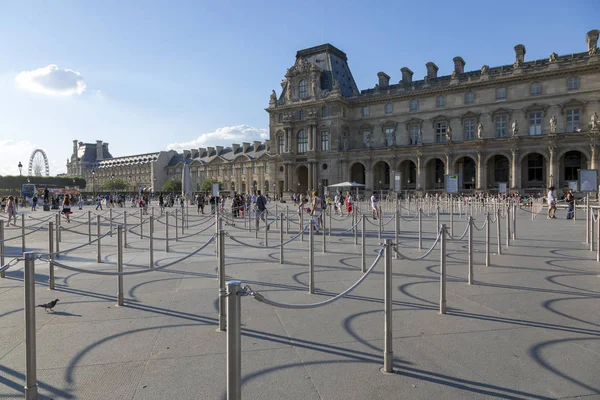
[18,161,22,176]
[111,174,115,194]
[91,170,96,196]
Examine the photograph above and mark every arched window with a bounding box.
[298,79,308,98]
[297,129,308,154]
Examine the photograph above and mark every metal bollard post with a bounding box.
[450,195,454,236]
[165,212,169,252]
[117,225,124,306]
[586,195,589,244]
[309,222,314,294]
[48,222,55,290]
[88,210,92,244]
[149,216,154,268]
[436,206,440,231]
[506,206,510,248]
[328,205,332,237]
[226,280,242,400]
[496,208,502,256]
[0,220,4,278]
[322,211,326,254]
[361,217,366,273]
[596,210,599,263]
[354,212,358,245]
[109,208,113,237]
[97,215,102,263]
[468,217,473,285]
[418,208,423,250]
[275,204,278,230]
[218,230,226,331]
[24,252,38,400]
[56,212,61,243]
[123,211,128,249]
[383,239,393,374]
[280,212,284,264]
[286,205,290,234]
[300,211,304,242]
[264,212,268,247]
[485,212,490,267]
[182,205,185,235]
[140,208,144,238]
[394,211,399,260]
[439,224,447,315]
[591,211,595,253]
[22,214,26,253]
[512,203,517,240]
[175,209,179,242]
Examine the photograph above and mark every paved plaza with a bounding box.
[0,202,599,400]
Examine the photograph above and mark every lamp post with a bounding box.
[379,180,382,201]
[91,170,96,196]
[110,174,115,195]
[273,182,276,199]
[18,161,22,176]
[471,176,475,191]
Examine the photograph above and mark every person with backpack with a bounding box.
[255,190,269,230]
[565,188,575,220]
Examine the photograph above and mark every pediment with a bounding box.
[359,123,374,131]
[558,98,587,114]
[404,117,423,128]
[490,107,514,118]
[459,111,480,121]
[522,102,550,116]
[430,114,450,122]
[380,119,398,128]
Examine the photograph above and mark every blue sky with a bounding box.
[0,0,598,175]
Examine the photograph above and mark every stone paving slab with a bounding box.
[1,205,600,399]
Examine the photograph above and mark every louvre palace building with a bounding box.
[267,29,600,195]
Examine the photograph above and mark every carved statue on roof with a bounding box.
[269,90,277,104]
[477,122,484,139]
[512,120,519,137]
[286,57,319,78]
[550,115,557,133]
[481,65,489,75]
[342,132,349,151]
[386,129,396,147]
[363,131,371,148]
[589,47,599,56]
[332,78,341,95]
[549,52,559,63]
[513,59,523,68]
[591,112,599,130]
[451,70,457,80]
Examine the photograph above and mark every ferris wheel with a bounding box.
[28,149,50,176]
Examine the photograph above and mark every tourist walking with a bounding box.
[565,188,575,219]
[547,186,557,219]
[6,196,17,226]
[255,190,269,230]
[62,195,72,223]
[96,195,103,211]
[310,190,322,233]
[370,192,379,220]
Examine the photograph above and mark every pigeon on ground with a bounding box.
[37,299,59,312]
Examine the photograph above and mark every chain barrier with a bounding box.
[46,229,114,257]
[128,221,216,240]
[36,235,216,275]
[0,225,47,242]
[344,215,363,232]
[445,223,470,241]
[392,229,442,261]
[226,224,309,249]
[472,219,488,231]
[0,256,23,273]
[245,245,385,309]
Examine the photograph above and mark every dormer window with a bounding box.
[299,79,308,98]
[496,87,507,100]
[278,113,283,122]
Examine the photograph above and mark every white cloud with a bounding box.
[167,125,268,151]
[0,140,36,176]
[15,64,87,96]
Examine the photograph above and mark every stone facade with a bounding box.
[268,30,600,195]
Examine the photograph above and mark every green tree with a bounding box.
[162,178,182,193]
[101,178,127,192]
[200,179,223,193]
[0,175,87,191]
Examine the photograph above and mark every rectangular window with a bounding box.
[566,108,581,132]
[297,129,308,154]
[409,99,418,112]
[385,128,394,146]
[321,131,329,152]
[409,125,420,145]
[464,119,476,140]
[529,112,543,135]
[465,91,474,104]
[242,165,246,175]
[278,135,285,153]
[568,77,580,91]
[253,164,257,174]
[231,165,234,175]
[528,155,543,181]
[530,83,541,96]
[495,116,508,138]
[496,87,506,100]
[362,106,369,117]
[321,107,328,118]
[385,103,393,114]
[435,122,447,144]
[436,95,445,108]
[278,113,283,122]
[299,110,305,120]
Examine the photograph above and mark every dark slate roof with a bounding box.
[77,144,113,163]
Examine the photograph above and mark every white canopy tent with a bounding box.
[326,181,365,198]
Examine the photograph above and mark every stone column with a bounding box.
[308,163,313,192]
[476,152,484,190]
[590,144,597,170]
[285,128,290,153]
[511,149,520,189]
[365,160,373,191]
[445,152,452,175]
[307,125,313,151]
[416,155,424,190]
[548,146,558,187]
[389,168,395,192]
[313,126,318,152]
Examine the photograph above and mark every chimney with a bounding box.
[514,44,526,64]
[183,150,191,159]
[72,140,78,156]
[96,140,104,161]
[400,67,413,84]
[587,30,599,53]
[232,143,240,154]
[198,148,206,157]
[216,145,223,155]
[253,141,261,152]
[242,142,250,153]
[377,72,390,88]
[207,146,215,156]
[103,142,109,155]
[264,140,271,152]
[425,62,438,79]
[453,56,465,74]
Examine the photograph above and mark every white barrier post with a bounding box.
[361,217,366,273]
[24,252,38,400]
[383,239,393,374]
[591,210,595,253]
[485,212,490,267]
[280,212,284,264]
[439,224,447,315]
[450,195,454,236]
[512,203,517,240]
[48,222,54,290]
[468,216,473,284]
[117,225,124,306]
[496,208,502,256]
[436,206,440,231]
[506,206,510,248]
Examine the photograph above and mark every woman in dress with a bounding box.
[62,195,72,223]
[6,196,17,226]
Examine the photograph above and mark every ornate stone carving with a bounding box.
[386,129,396,147]
[446,125,453,142]
[342,133,349,152]
[451,70,457,80]
[363,131,371,148]
[550,115,557,134]
[477,122,484,139]
[307,109,317,119]
[591,112,599,130]
[481,65,489,75]
[511,120,519,136]
[513,59,523,68]
[549,52,559,63]
[285,57,319,78]
[269,90,277,105]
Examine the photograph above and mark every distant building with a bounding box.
[267,29,600,195]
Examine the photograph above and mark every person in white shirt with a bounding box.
[370,193,379,219]
[547,186,557,219]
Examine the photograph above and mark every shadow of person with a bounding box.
[52,311,83,317]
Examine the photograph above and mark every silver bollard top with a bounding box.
[226,280,242,286]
